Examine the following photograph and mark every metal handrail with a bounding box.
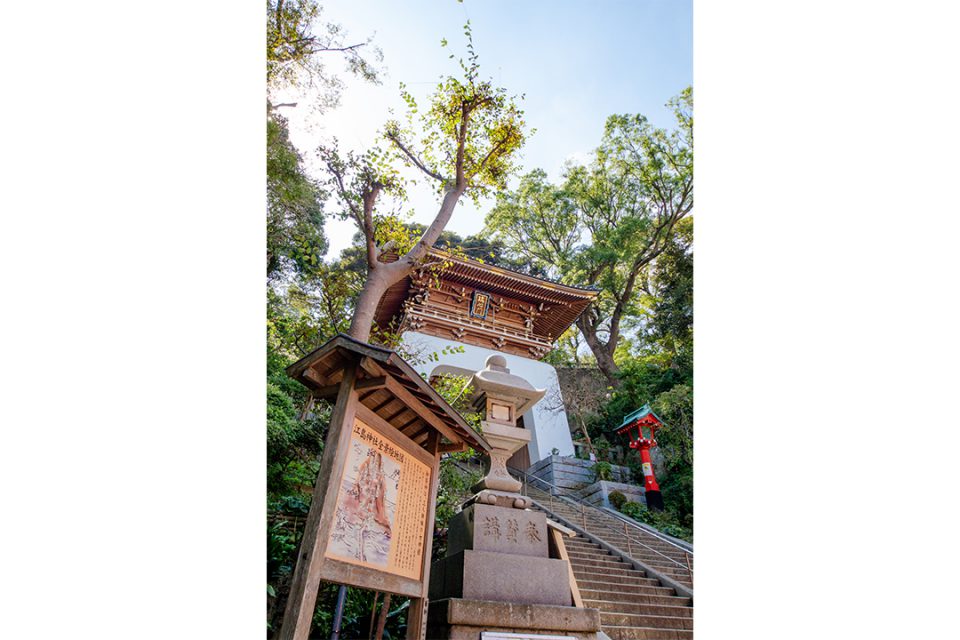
[508,467,693,574]
[446,458,692,577]
[599,505,693,552]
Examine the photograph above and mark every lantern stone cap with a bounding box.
[468,354,546,417]
[614,404,665,433]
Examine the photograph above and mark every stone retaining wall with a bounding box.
[571,480,646,509]
[526,455,633,493]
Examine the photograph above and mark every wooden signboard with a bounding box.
[277,335,488,640]
[320,413,433,593]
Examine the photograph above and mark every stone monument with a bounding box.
[426,355,602,640]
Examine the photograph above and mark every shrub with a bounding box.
[620,500,656,525]
[618,500,692,542]
[608,490,627,510]
[593,460,613,482]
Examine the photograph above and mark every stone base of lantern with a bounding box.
[429,549,573,606]
[428,502,598,638]
[425,598,602,640]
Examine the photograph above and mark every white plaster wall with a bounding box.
[401,331,575,463]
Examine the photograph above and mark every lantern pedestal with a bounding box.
[645,490,664,511]
[471,420,530,494]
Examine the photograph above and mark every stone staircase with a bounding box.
[525,485,694,639]
[525,485,693,588]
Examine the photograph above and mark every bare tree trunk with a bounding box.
[347,268,395,342]
[577,315,620,384]
[346,186,464,344]
[578,414,594,455]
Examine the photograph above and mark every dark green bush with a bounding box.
[593,460,613,482]
[618,500,692,542]
[608,490,628,510]
[620,500,655,525]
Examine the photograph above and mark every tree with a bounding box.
[266,0,383,280]
[267,0,381,109]
[319,25,528,342]
[267,114,328,279]
[643,216,693,368]
[485,88,693,383]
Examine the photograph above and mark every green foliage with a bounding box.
[484,168,580,272]
[650,384,693,525]
[618,501,691,542]
[267,114,328,280]
[593,435,612,462]
[385,23,529,204]
[543,327,596,367]
[608,490,628,510]
[619,500,649,523]
[593,460,613,482]
[266,0,382,105]
[484,88,693,380]
[644,217,692,357]
[434,460,481,557]
[310,585,409,639]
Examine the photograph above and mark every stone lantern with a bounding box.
[426,354,602,639]
[467,354,545,497]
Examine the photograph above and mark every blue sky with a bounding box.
[282,0,692,258]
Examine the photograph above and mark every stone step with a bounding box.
[572,567,655,584]
[601,548,692,570]
[577,578,679,595]
[566,554,632,569]
[595,535,688,556]
[565,546,621,557]
[569,556,644,571]
[583,599,693,618]
[600,611,693,630]
[579,586,679,601]
[563,548,613,560]
[569,562,646,579]
[602,625,694,640]
[564,532,689,559]
[565,537,607,547]
[568,550,689,575]
[530,496,695,639]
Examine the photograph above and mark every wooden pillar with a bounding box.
[279,360,360,640]
[406,430,442,640]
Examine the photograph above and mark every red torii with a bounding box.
[614,405,665,511]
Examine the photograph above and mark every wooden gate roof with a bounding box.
[374,249,598,340]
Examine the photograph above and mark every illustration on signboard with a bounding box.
[328,436,401,567]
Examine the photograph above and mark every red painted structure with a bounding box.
[614,405,665,510]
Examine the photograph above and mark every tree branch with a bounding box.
[386,132,445,182]
[361,183,383,268]
[454,103,471,188]
[475,133,510,177]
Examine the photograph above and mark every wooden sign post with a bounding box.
[278,335,489,640]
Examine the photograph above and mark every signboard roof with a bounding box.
[286,333,490,452]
